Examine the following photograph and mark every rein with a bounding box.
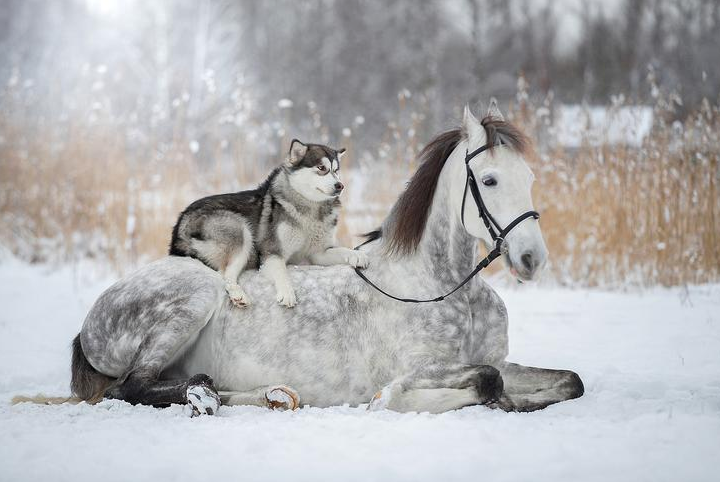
[353,141,539,304]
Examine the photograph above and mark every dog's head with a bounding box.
[285,139,346,202]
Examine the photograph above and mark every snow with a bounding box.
[555,105,654,147]
[1,257,719,482]
[278,99,294,109]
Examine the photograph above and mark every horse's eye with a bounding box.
[482,176,497,187]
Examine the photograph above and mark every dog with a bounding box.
[169,139,368,308]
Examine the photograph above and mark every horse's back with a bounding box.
[79,256,367,389]
[179,263,382,405]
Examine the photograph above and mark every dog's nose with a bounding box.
[334,182,344,191]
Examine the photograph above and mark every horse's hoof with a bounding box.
[486,394,517,412]
[367,384,397,411]
[265,385,299,410]
[186,374,221,417]
[367,390,387,411]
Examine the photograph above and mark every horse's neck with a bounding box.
[417,150,477,285]
[379,146,478,289]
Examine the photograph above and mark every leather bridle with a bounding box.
[353,141,540,303]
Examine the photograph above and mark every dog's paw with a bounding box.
[186,374,220,417]
[225,283,250,307]
[276,285,297,307]
[265,385,300,411]
[345,250,369,269]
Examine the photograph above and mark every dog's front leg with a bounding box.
[310,247,368,268]
[261,255,296,307]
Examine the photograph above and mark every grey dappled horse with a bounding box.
[71,106,583,415]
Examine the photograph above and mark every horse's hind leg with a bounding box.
[105,283,223,415]
[368,364,503,413]
[107,372,220,416]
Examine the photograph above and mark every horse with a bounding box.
[68,104,584,415]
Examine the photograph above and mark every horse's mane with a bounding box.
[374,116,529,256]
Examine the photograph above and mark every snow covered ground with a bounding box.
[1,256,719,482]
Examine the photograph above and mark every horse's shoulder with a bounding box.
[469,278,506,316]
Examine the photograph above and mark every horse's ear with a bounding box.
[463,104,486,146]
[288,139,308,165]
[486,97,505,121]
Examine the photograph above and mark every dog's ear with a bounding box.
[337,148,346,159]
[288,139,308,165]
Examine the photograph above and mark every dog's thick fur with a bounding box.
[169,140,367,307]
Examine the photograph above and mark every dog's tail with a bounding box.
[12,334,112,406]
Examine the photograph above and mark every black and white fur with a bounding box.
[169,140,367,307]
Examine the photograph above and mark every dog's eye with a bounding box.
[317,165,328,172]
[482,176,497,187]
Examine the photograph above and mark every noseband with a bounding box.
[353,141,539,304]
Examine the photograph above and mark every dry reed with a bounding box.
[1,89,718,287]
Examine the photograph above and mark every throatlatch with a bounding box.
[353,141,539,304]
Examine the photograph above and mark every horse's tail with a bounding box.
[70,333,113,403]
[11,394,82,405]
[12,334,113,406]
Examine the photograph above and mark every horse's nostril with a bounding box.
[521,252,535,272]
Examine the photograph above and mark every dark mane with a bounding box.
[376,116,529,256]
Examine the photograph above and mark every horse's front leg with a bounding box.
[367,364,503,414]
[492,362,584,412]
[219,385,300,411]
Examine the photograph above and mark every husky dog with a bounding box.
[169,140,368,308]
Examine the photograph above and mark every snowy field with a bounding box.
[1,256,719,482]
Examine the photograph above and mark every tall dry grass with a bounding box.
[513,89,720,287]
[1,88,718,287]
[529,119,719,287]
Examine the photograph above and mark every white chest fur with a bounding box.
[276,210,337,262]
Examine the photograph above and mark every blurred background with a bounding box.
[0,0,718,287]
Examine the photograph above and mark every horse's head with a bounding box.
[459,104,548,281]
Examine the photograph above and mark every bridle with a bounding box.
[353,140,540,303]
[460,141,540,262]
